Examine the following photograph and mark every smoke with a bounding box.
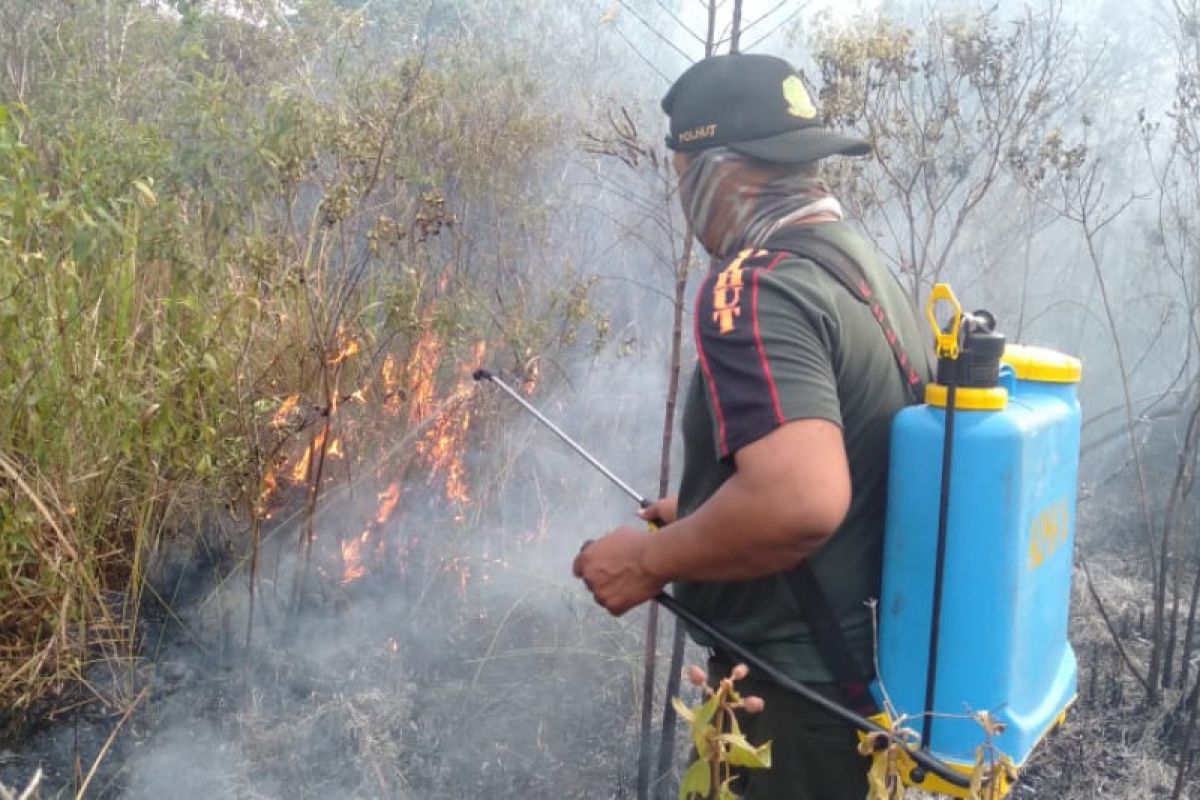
[102,343,680,798]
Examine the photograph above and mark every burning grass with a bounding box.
[0,0,604,732]
[0,232,495,730]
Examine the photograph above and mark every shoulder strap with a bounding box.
[766,228,926,405]
[762,226,932,717]
[784,563,879,716]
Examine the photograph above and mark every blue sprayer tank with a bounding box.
[873,287,1081,793]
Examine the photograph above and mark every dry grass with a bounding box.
[1012,552,1182,799]
[0,769,41,800]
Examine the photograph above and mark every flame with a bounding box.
[264,322,488,589]
[291,446,312,483]
[256,469,278,517]
[445,413,472,505]
[291,429,327,483]
[416,341,485,504]
[381,355,401,415]
[263,470,278,496]
[341,530,369,584]
[329,329,361,365]
[376,482,400,524]
[406,329,443,424]
[272,394,300,428]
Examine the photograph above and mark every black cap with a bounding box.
[661,53,871,164]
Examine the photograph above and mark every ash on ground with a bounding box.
[1,534,660,799]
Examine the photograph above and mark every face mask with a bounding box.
[677,147,840,258]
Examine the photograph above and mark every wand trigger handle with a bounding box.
[638,498,665,530]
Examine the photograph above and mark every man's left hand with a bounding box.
[572,525,665,615]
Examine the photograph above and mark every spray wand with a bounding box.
[472,368,971,791]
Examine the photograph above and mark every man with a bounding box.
[573,54,933,798]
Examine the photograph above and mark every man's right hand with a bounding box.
[638,495,679,526]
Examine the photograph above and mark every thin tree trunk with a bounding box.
[1162,387,1200,688]
[653,231,695,798]
[1159,386,1200,671]
[637,604,659,800]
[1168,567,1181,689]
[705,0,716,59]
[652,3,720,792]
[1171,673,1200,799]
[1180,506,1200,690]
[730,0,743,53]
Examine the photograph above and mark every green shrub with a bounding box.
[0,0,598,724]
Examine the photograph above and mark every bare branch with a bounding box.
[616,0,696,63]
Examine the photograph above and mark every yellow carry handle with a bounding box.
[926,283,963,360]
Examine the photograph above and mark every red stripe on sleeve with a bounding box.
[694,279,730,457]
[751,269,785,425]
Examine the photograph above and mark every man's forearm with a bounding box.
[641,471,832,584]
[573,419,850,613]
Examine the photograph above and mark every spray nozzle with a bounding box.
[964,309,996,333]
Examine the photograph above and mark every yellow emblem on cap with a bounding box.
[782,76,816,119]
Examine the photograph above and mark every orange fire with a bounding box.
[468,341,487,373]
[290,429,327,483]
[329,329,361,365]
[256,469,279,518]
[405,329,443,424]
[341,530,370,584]
[376,482,400,525]
[381,355,401,415]
[416,341,485,505]
[262,322,489,589]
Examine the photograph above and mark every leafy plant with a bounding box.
[672,663,771,800]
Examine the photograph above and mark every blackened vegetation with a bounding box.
[1,529,643,799]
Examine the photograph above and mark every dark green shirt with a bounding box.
[676,220,933,683]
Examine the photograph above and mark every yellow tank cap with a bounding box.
[925,384,1008,410]
[1002,344,1082,384]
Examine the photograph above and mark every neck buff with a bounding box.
[677,146,844,258]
